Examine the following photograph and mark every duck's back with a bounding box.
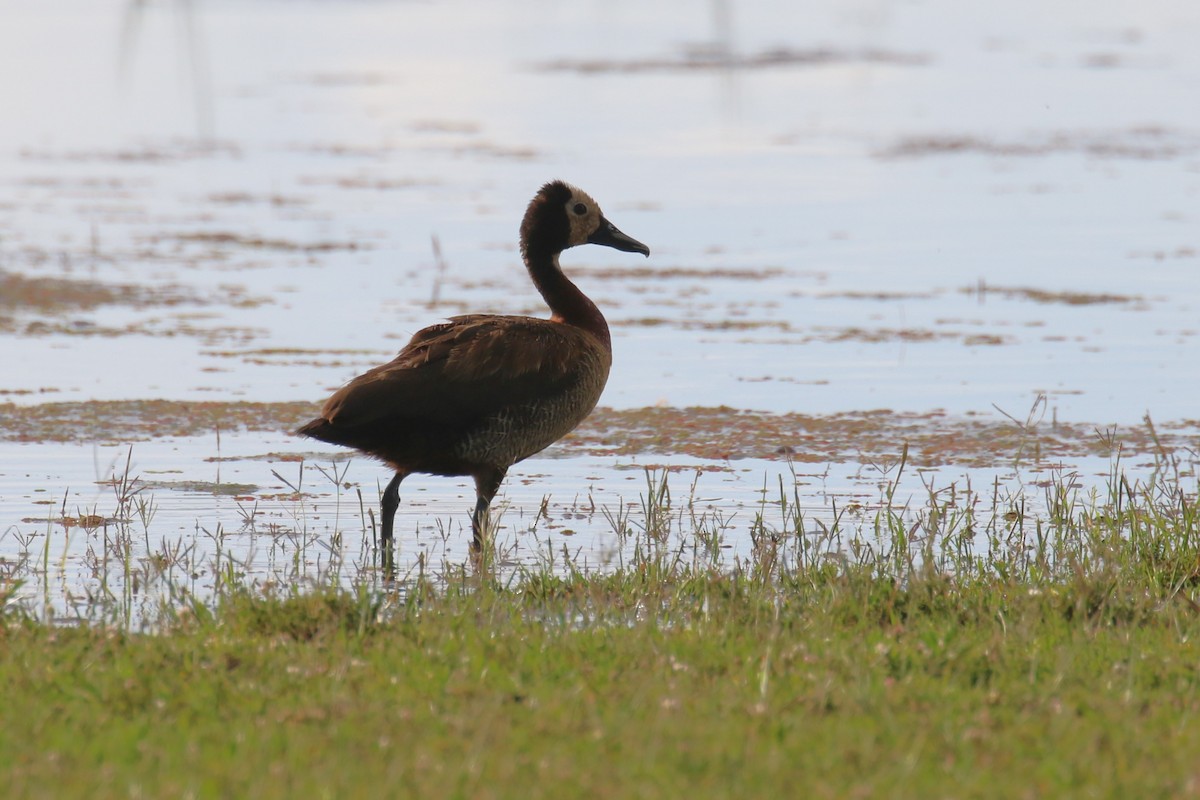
[298,314,611,475]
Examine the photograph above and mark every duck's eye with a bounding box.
[572,203,587,216]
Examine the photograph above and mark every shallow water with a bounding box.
[2,430,1142,621]
[2,0,1199,618]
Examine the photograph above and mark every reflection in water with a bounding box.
[711,0,739,118]
[119,0,214,139]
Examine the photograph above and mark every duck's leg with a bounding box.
[470,467,508,552]
[379,471,407,576]
[380,472,406,546]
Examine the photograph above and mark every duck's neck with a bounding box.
[524,248,611,351]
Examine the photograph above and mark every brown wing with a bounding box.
[315,315,606,432]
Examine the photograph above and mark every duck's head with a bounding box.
[521,180,650,260]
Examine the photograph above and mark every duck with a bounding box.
[297,180,649,554]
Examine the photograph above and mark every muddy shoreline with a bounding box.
[2,400,1195,471]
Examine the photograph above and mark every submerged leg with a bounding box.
[470,467,507,552]
[380,472,406,546]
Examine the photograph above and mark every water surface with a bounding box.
[2,0,1198,618]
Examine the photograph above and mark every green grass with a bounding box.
[3,459,1200,798]
[3,572,1200,798]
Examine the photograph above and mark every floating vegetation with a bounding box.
[577,265,786,282]
[6,400,1190,473]
[580,406,1199,469]
[205,191,309,207]
[879,127,1198,160]
[141,479,259,496]
[0,271,141,313]
[0,270,270,338]
[298,174,435,191]
[168,231,361,253]
[0,400,318,443]
[962,283,1143,306]
[19,139,241,163]
[201,347,388,368]
[539,46,929,74]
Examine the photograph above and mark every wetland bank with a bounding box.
[3,0,1200,795]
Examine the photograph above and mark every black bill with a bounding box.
[588,216,650,257]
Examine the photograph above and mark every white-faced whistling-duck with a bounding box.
[297,180,650,555]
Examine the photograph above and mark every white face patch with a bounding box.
[563,185,603,247]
